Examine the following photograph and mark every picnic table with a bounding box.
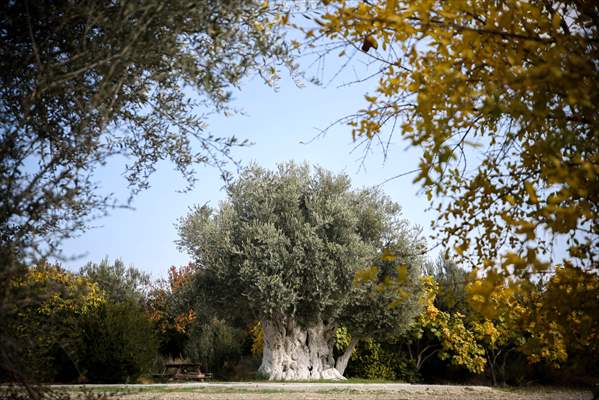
[152,361,213,382]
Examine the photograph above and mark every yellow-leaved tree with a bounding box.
[403,276,486,375]
[7,263,104,382]
[313,0,598,365]
[467,275,562,385]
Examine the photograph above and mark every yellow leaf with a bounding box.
[385,0,397,14]
[552,13,561,30]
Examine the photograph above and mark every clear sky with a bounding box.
[59,50,438,279]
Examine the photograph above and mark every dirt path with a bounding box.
[61,382,593,400]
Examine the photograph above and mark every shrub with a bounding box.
[6,263,103,383]
[345,339,420,382]
[78,300,158,383]
[184,318,247,377]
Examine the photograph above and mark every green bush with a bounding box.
[347,339,395,380]
[346,339,420,382]
[78,301,158,383]
[184,318,247,377]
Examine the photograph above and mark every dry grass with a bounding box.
[72,383,593,400]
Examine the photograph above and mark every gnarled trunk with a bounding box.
[258,318,346,380]
[335,337,359,376]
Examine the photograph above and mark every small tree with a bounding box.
[427,255,469,315]
[178,162,424,380]
[146,264,197,358]
[78,300,158,383]
[184,318,247,377]
[399,277,486,377]
[80,258,151,305]
[337,242,425,375]
[466,269,596,385]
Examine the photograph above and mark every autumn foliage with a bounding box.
[147,264,197,336]
[314,1,597,271]
[311,0,598,380]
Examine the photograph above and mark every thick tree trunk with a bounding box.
[258,318,346,380]
[335,337,359,376]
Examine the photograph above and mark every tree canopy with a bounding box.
[80,258,151,305]
[0,0,295,263]
[312,0,598,314]
[0,0,294,389]
[5,263,104,383]
[178,162,425,379]
[178,162,421,325]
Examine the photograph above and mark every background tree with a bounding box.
[336,241,424,375]
[342,337,410,381]
[146,264,197,358]
[333,260,487,382]
[426,255,468,315]
[468,282,530,386]
[80,258,151,305]
[147,264,253,378]
[468,266,599,384]
[5,263,104,383]
[533,265,599,379]
[399,276,486,377]
[78,300,159,383]
[75,259,159,383]
[178,162,424,380]
[183,317,248,378]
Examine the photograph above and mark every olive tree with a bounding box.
[0,1,293,390]
[0,0,294,262]
[178,162,424,380]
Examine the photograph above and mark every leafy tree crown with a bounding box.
[178,162,412,326]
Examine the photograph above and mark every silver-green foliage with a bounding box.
[178,162,423,329]
[341,244,425,341]
[1,2,293,386]
[80,258,151,305]
[0,0,295,261]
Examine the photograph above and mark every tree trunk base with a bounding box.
[258,319,346,381]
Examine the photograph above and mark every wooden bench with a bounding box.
[152,362,212,382]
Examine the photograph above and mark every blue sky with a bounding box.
[60,52,437,279]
